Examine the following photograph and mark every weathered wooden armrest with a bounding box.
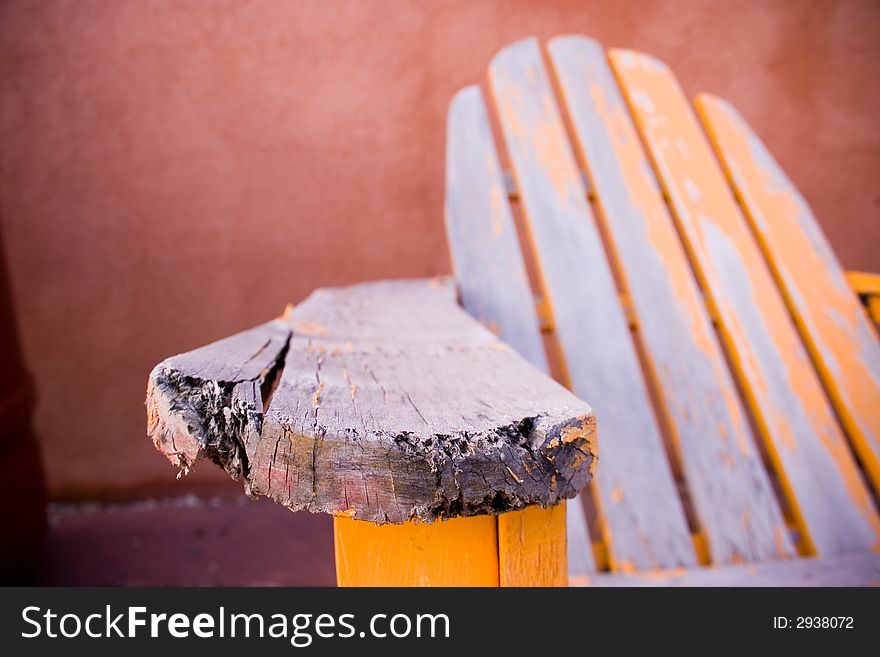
[146,278,596,526]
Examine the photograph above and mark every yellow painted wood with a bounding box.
[697,94,880,497]
[334,514,499,587]
[845,271,880,326]
[611,49,880,557]
[498,503,568,587]
[868,298,880,327]
[846,271,880,297]
[535,296,555,332]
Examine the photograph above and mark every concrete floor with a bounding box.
[32,496,336,586]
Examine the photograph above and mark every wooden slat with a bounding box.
[584,551,880,587]
[498,503,568,586]
[489,37,696,571]
[444,84,595,575]
[697,95,880,495]
[334,514,500,586]
[548,36,793,564]
[444,86,550,371]
[611,49,880,556]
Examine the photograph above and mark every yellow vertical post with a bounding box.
[334,514,500,587]
[333,503,568,587]
[498,503,568,587]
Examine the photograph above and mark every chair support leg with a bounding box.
[334,503,568,587]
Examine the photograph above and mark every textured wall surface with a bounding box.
[1,0,878,499]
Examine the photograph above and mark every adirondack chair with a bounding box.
[444,36,880,585]
[147,36,880,586]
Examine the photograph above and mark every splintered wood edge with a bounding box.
[146,279,597,524]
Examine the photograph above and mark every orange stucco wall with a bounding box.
[1,0,878,499]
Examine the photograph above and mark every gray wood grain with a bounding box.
[489,37,696,571]
[147,278,596,524]
[548,36,793,564]
[584,551,880,587]
[444,84,595,574]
